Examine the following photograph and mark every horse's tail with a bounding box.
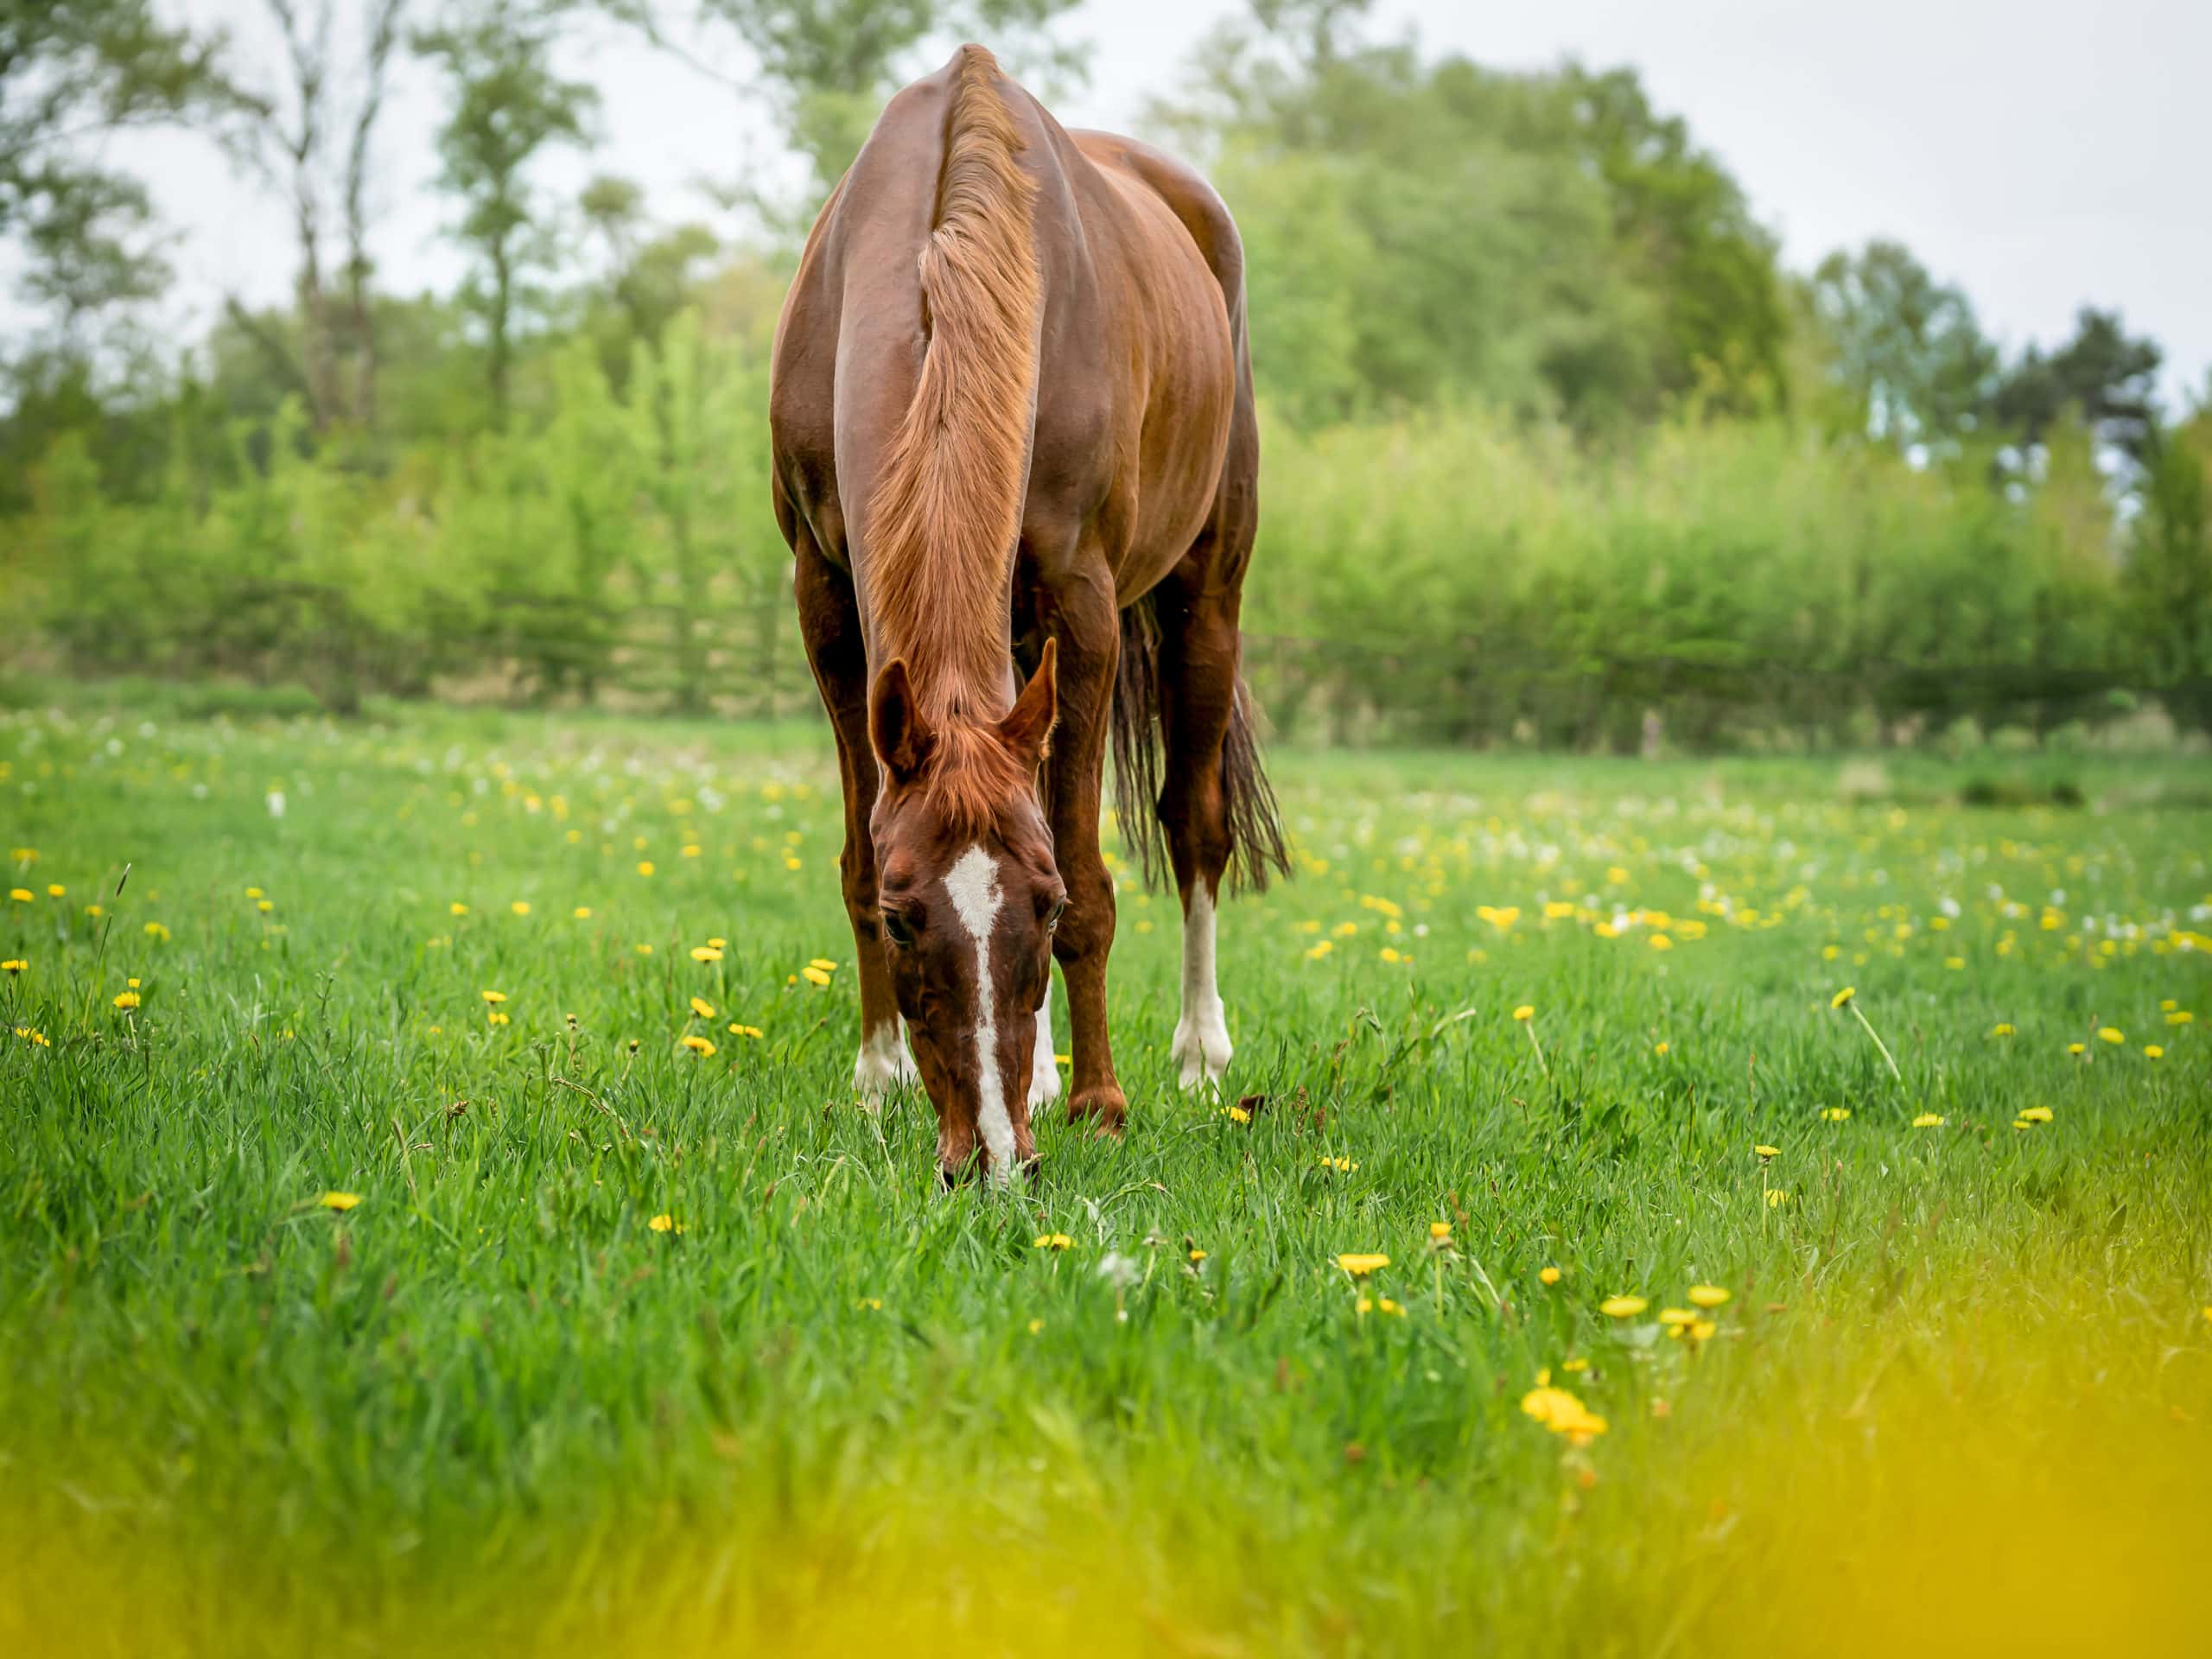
[1113,594,1292,894]
[866,45,1041,725]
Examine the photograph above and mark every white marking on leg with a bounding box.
[1170,880,1232,1090]
[854,1017,917,1101]
[1028,988,1061,1108]
[944,844,1014,1183]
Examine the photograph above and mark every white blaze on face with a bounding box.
[1170,880,1232,1089]
[943,843,1014,1181]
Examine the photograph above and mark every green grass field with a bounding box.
[4,690,2210,1657]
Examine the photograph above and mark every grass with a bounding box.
[3,690,2209,1656]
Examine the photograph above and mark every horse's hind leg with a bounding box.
[793,530,913,1099]
[1154,569,1247,1090]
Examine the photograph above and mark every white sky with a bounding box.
[29,0,2212,407]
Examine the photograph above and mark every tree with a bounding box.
[607,0,1087,201]
[1148,17,1787,426]
[213,1,413,434]
[1986,307,2164,467]
[415,0,597,428]
[1,1,228,348]
[1810,239,1998,453]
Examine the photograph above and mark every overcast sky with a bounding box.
[39,0,2212,405]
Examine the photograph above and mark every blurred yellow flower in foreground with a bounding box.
[1539,1266,1561,1286]
[1832,986,1855,1008]
[1599,1295,1647,1319]
[1687,1284,1731,1308]
[1521,1385,1607,1445]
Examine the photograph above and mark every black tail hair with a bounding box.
[1110,593,1292,893]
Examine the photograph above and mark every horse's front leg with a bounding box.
[793,532,912,1100]
[1035,556,1126,1135]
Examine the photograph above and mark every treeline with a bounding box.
[3,1,2209,747]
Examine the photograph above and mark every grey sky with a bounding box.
[41,0,2212,406]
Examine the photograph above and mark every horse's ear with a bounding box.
[998,638,1058,772]
[870,658,932,784]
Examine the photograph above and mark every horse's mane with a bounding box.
[866,45,1042,834]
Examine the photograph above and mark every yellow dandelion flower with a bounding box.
[728,1023,763,1039]
[690,945,723,962]
[648,1213,685,1234]
[1188,1249,1208,1264]
[1520,1384,1608,1445]
[7,889,30,903]
[637,861,655,877]
[1991,1023,2015,1037]
[46,884,63,898]
[679,1034,716,1056]
[1831,986,1855,1008]
[2144,1045,2164,1059]
[1539,1266,1562,1286]
[1033,1234,1072,1250]
[1912,1112,1946,1128]
[1821,1107,1851,1122]
[1767,1189,1789,1207]
[1223,1104,1250,1124]
[317,1192,362,1211]
[809,957,838,973]
[2018,1105,2053,1124]
[1512,1004,1535,1022]
[480,989,506,1005]
[1,959,23,975]
[1305,939,1334,960]
[1599,1295,1648,1319]
[1654,1041,1670,1055]
[1337,1253,1390,1276]
[2097,1027,2124,1045]
[2165,1010,2193,1027]
[2067,1041,2086,1056]
[450,902,469,916]
[690,996,716,1019]
[802,965,833,988]
[1376,1298,1407,1317]
[1687,1284,1731,1309]
[1755,1143,1781,1160]
[708,937,728,949]
[510,901,531,917]
[574,906,594,919]
[112,991,140,1010]
[1429,1221,1452,1241]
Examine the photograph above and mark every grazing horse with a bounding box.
[769,44,1287,1184]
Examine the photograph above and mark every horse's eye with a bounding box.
[882,908,918,949]
[1047,898,1068,932]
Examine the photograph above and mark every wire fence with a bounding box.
[17,585,2206,748]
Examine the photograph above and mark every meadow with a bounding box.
[3,686,2209,1657]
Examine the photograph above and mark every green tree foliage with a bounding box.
[607,0,1087,199]
[415,0,598,427]
[0,0,228,339]
[1153,16,1788,427]
[1811,239,1998,453]
[1986,307,2164,465]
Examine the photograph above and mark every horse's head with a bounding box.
[868,641,1063,1184]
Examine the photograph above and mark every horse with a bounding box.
[768,43,1287,1185]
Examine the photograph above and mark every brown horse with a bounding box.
[769,44,1287,1184]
